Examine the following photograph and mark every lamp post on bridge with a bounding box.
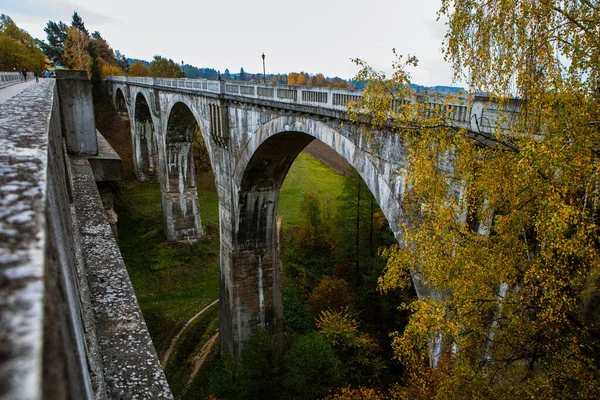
[262,53,266,84]
[181,60,185,78]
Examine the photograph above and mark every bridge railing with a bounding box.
[106,76,519,131]
[0,72,25,88]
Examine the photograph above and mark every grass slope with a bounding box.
[116,172,220,357]
[279,152,346,228]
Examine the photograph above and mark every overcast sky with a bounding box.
[0,0,460,87]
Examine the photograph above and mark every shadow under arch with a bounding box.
[222,117,405,357]
[160,101,204,242]
[114,86,128,117]
[133,92,158,181]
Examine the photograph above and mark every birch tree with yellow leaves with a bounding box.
[63,26,92,73]
[351,1,600,398]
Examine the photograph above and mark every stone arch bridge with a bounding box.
[107,76,518,356]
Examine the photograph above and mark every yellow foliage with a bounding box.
[326,386,387,400]
[308,277,356,318]
[128,60,149,77]
[63,27,92,73]
[317,310,385,384]
[101,63,124,79]
[351,0,600,397]
[0,16,46,72]
[288,71,344,88]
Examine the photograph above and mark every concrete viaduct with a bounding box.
[106,76,519,358]
[0,70,520,398]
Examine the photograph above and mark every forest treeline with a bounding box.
[0,14,45,72]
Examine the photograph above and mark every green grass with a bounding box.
[115,170,221,356]
[279,152,346,227]
[164,305,220,396]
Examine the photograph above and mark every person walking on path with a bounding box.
[34,71,39,83]
[22,69,27,81]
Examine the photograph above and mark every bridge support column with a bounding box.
[56,70,98,155]
[133,119,158,181]
[220,133,314,357]
[219,190,286,357]
[160,141,203,242]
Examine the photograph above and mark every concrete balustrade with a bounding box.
[0,71,31,88]
[108,76,521,134]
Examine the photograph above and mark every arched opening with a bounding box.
[114,87,127,117]
[223,129,414,359]
[161,102,203,242]
[215,129,415,398]
[278,141,414,383]
[222,132,313,356]
[133,93,158,181]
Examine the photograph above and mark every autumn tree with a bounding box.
[352,0,600,398]
[288,71,349,88]
[0,14,45,72]
[89,31,114,64]
[63,26,92,73]
[307,276,357,318]
[287,72,299,85]
[326,386,388,400]
[128,60,149,77]
[101,63,125,79]
[317,310,385,384]
[313,73,327,87]
[148,55,184,78]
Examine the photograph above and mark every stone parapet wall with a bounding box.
[0,77,171,398]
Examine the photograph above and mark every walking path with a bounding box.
[0,80,38,104]
[187,331,219,385]
[160,298,219,366]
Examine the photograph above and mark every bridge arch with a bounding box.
[159,100,207,242]
[235,116,403,238]
[132,92,158,181]
[222,115,404,355]
[160,94,214,164]
[113,86,128,117]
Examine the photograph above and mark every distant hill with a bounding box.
[410,83,464,94]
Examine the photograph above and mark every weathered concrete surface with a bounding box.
[69,155,172,399]
[56,70,98,156]
[0,79,94,399]
[132,92,159,182]
[88,130,124,182]
[0,79,38,103]
[1,76,172,399]
[0,81,44,396]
